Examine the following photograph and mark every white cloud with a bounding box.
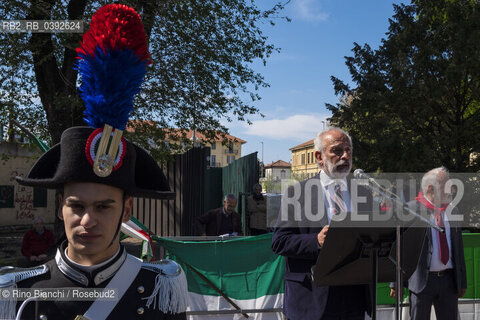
[294,0,329,22]
[243,114,329,141]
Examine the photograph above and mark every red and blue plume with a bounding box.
[76,4,151,130]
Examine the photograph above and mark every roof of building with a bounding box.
[126,121,246,144]
[264,160,291,168]
[289,139,314,151]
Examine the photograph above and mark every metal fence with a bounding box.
[132,146,209,236]
[132,150,259,237]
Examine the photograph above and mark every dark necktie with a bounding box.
[333,184,347,214]
[435,211,449,265]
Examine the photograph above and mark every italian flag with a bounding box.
[121,216,154,261]
[156,233,285,320]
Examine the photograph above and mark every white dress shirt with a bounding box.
[319,170,351,223]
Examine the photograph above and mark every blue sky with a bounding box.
[228,0,405,165]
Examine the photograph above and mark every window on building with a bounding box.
[211,142,216,150]
[33,188,47,208]
[227,155,235,164]
[281,170,286,179]
[228,143,234,153]
[211,155,216,166]
[301,154,305,165]
[0,185,14,208]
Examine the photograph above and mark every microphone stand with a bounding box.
[358,179,443,320]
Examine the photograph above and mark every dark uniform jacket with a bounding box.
[13,242,187,320]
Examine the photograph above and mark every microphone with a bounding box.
[354,170,444,233]
[353,169,383,189]
[354,169,404,204]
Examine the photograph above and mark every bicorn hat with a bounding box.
[16,4,173,200]
[16,126,173,199]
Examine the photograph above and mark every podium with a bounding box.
[313,219,427,319]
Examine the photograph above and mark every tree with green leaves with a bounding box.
[327,0,480,173]
[0,0,288,160]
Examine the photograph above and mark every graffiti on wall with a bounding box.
[9,170,35,220]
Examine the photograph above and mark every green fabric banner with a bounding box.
[157,233,284,300]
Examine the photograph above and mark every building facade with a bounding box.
[264,160,291,181]
[126,122,246,168]
[171,130,246,168]
[261,160,291,194]
[207,135,246,168]
[290,139,319,178]
[0,143,55,227]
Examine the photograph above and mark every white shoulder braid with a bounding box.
[141,259,188,314]
[0,265,49,287]
[0,265,49,319]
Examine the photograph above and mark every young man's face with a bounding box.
[58,182,132,265]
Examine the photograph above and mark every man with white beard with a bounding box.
[272,127,372,320]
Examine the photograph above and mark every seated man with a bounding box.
[19,216,55,267]
[195,194,242,236]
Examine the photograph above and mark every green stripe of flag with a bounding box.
[157,233,285,300]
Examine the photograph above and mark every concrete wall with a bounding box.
[0,142,55,226]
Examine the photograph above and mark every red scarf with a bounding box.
[415,191,449,215]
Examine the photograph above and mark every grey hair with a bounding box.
[313,127,352,153]
[33,216,46,224]
[224,193,237,202]
[421,166,449,194]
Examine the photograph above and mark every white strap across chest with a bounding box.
[81,254,143,320]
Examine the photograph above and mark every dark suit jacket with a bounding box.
[195,207,242,236]
[407,200,467,294]
[272,174,374,320]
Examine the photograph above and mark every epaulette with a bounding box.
[140,259,188,314]
[0,264,49,320]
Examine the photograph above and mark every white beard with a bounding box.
[323,156,352,179]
